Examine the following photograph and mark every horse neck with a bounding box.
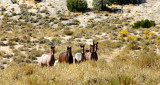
[94,44,98,52]
[51,49,54,56]
[95,48,97,52]
[81,48,85,54]
[67,51,72,57]
[90,48,94,53]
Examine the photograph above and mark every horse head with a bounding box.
[51,46,55,55]
[90,45,94,53]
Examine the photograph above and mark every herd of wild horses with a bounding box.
[40,42,98,67]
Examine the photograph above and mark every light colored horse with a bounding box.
[75,45,85,63]
[40,46,55,67]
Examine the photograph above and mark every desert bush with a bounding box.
[27,49,43,60]
[7,41,17,46]
[1,37,7,41]
[30,18,38,23]
[11,0,18,4]
[36,14,43,19]
[0,42,6,46]
[38,37,50,44]
[119,30,128,37]
[40,9,49,14]
[39,20,45,25]
[132,19,156,28]
[18,46,29,51]
[0,51,6,58]
[64,30,73,36]
[0,65,5,69]
[13,56,25,63]
[67,0,88,12]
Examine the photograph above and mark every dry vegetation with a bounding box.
[1,46,160,85]
[1,1,160,85]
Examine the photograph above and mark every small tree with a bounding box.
[93,0,112,11]
[93,0,145,11]
[67,0,88,12]
[93,0,106,11]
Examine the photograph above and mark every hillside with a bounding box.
[0,0,160,84]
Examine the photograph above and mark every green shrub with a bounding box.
[132,21,141,28]
[67,0,88,12]
[93,0,107,10]
[132,19,156,28]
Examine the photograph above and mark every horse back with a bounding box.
[40,53,55,66]
[75,53,82,61]
[59,52,68,62]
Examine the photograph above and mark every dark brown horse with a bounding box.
[75,45,86,63]
[85,42,98,61]
[90,45,98,61]
[40,46,55,67]
[93,42,98,60]
[59,46,73,64]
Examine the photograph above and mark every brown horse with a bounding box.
[85,49,91,60]
[40,46,55,67]
[85,43,98,61]
[75,45,86,63]
[59,46,73,64]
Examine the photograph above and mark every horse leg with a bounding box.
[47,62,50,67]
[75,59,78,63]
[78,61,81,64]
[41,63,45,68]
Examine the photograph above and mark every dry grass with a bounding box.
[1,52,160,85]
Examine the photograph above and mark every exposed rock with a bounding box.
[0,0,12,4]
